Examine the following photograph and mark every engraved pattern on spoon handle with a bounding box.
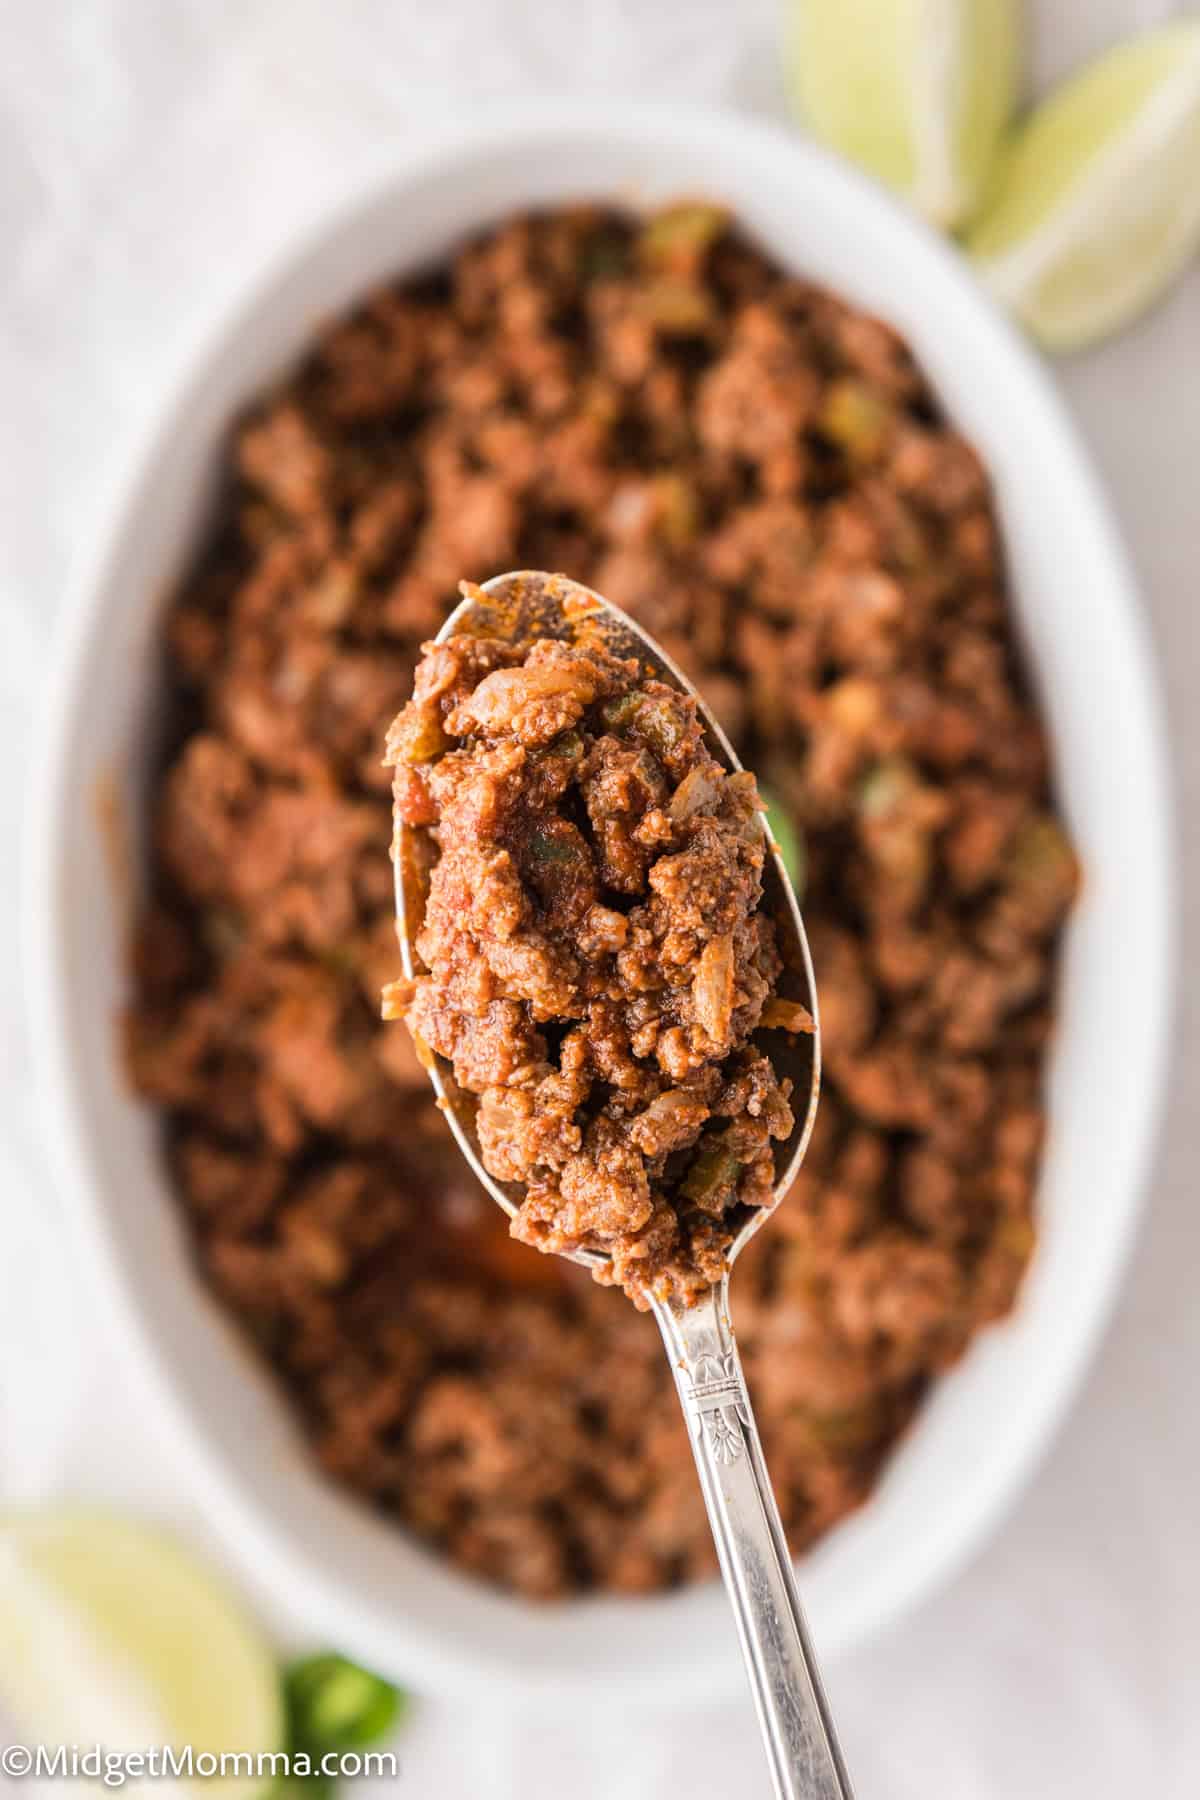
[654,1280,854,1800]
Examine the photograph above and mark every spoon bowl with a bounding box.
[392,568,822,1276]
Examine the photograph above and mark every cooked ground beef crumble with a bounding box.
[126,203,1078,1599]
[385,616,811,1306]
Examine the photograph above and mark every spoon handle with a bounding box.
[654,1280,854,1800]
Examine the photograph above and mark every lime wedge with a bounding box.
[784,0,1020,228]
[0,1511,283,1800]
[969,21,1200,349]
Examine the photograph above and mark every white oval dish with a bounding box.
[27,100,1175,1704]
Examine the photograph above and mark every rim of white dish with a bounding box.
[25,97,1176,1704]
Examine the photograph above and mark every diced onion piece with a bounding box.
[693,933,735,1043]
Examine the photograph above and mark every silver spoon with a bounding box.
[393,571,853,1800]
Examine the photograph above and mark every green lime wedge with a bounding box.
[969,21,1200,349]
[0,1511,284,1800]
[784,0,1020,229]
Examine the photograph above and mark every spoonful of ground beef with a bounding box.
[386,573,816,1308]
[385,570,851,1800]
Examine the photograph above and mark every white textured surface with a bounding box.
[3,2,1198,1795]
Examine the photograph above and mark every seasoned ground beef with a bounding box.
[126,202,1078,1599]
[385,614,811,1306]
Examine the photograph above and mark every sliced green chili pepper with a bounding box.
[817,377,891,462]
[760,785,807,899]
[284,1652,406,1752]
[529,824,583,866]
[680,1144,741,1206]
[601,692,641,730]
[633,696,685,759]
[639,203,728,267]
[602,692,687,760]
